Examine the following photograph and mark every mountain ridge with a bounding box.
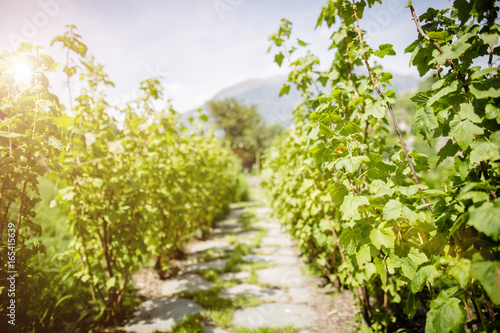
[182,72,420,127]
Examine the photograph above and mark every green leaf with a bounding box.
[364,262,376,280]
[426,294,466,333]
[365,153,397,181]
[406,291,419,318]
[85,133,97,148]
[413,107,438,142]
[275,52,285,67]
[427,31,449,43]
[366,100,386,118]
[318,123,334,136]
[0,114,21,130]
[471,254,500,305]
[398,247,429,279]
[106,277,116,290]
[402,206,422,224]
[335,155,370,174]
[471,67,499,80]
[411,91,432,105]
[427,81,458,107]
[356,244,371,266]
[327,183,348,206]
[279,84,290,97]
[54,294,73,309]
[481,32,498,46]
[448,259,471,288]
[437,139,460,166]
[470,139,500,164]
[370,223,395,250]
[308,126,320,140]
[340,194,369,220]
[470,78,500,99]
[374,43,396,58]
[297,39,309,47]
[309,141,327,164]
[458,190,489,203]
[458,103,481,123]
[485,103,500,122]
[338,121,363,135]
[19,42,33,52]
[434,40,471,64]
[38,99,53,109]
[383,199,403,220]
[339,227,356,255]
[449,118,484,149]
[0,130,23,138]
[412,264,443,293]
[374,257,387,287]
[48,137,64,150]
[467,201,500,240]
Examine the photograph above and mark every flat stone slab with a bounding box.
[266,228,287,237]
[184,258,229,272]
[235,238,254,245]
[217,220,243,229]
[253,221,271,228]
[236,230,261,238]
[221,283,287,302]
[219,271,250,281]
[160,273,213,296]
[242,254,297,266]
[212,226,245,235]
[189,250,227,261]
[255,207,272,215]
[260,236,294,247]
[232,303,317,329]
[225,209,244,219]
[254,246,298,256]
[125,297,202,332]
[257,266,306,288]
[188,240,234,253]
[203,327,231,333]
[288,287,314,304]
[206,233,227,241]
[256,220,281,227]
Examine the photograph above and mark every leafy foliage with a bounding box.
[262,1,500,331]
[0,42,66,330]
[207,98,283,171]
[0,27,240,331]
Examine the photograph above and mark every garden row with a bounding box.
[0,27,240,332]
[262,1,499,332]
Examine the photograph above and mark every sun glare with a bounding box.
[12,62,33,86]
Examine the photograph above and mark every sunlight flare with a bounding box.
[12,61,33,86]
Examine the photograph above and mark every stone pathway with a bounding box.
[123,186,357,332]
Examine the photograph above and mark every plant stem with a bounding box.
[15,176,29,243]
[485,295,495,323]
[408,1,468,87]
[471,283,487,331]
[351,0,433,212]
[0,177,7,234]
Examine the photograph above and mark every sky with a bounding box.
[0,0,452,113]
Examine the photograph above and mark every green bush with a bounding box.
[233,174,250,202]
[263,2,500,331]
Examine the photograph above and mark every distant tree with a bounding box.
[207,98,283,172]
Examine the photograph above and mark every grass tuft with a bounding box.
[233,325,298,333]
[170,313,203,333]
